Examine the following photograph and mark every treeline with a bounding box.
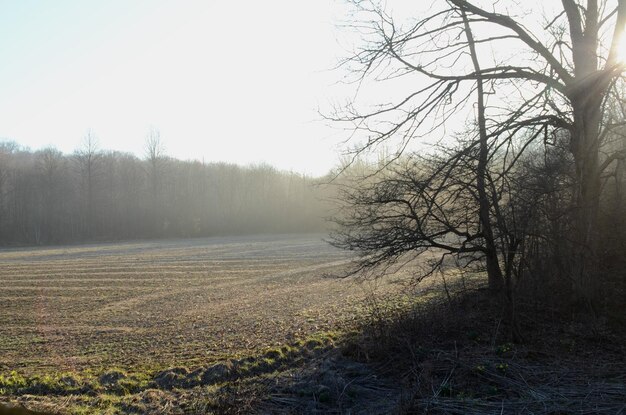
[0,139,329,245]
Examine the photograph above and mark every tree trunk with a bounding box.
[564,0,606,308]
[570,103,602,307]
[462,10,504,293]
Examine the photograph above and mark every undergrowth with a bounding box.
[341,277,626,414]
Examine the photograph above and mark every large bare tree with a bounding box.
[332,0,626,302]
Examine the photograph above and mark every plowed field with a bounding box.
[0,234,399,375]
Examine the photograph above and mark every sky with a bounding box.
[0,0,353,176]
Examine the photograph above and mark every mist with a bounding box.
[0,139,331,246]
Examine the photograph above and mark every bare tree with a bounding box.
[74,130,102,237]
[0,142,19,241]
[144,128,168,234]
[145,128,165,167]
[36,148,67,243]
[331,0,626,304]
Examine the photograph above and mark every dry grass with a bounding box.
[338,276,626,415]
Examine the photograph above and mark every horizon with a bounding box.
[0,0,353,177]
[0,135,336,178]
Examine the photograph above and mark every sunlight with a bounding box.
[616,24,626,65]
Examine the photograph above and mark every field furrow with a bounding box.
[0,234,400,375]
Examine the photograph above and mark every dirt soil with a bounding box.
[0,234,407,376]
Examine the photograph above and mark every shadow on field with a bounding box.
[2,278,625,414]
[0,403,51,415]
[337,282,626,414]
[170,280,625,414]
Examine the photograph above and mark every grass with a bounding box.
[4,285,625,414]
[337,276,626,414]
[0,331,342,414]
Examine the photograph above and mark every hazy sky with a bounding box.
[0,0,352,176]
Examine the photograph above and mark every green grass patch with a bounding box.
[0,330,346,414]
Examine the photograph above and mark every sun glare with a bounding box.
[616,25,626,65]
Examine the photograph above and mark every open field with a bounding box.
[0,234,403,376]
[1,235,624,414]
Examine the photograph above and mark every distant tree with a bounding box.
[144,128,166,234]
[115,152,145,237]
[35,148,67,243]
[74,130,102,237]
[0,142,20,242]
[145,128,165,175]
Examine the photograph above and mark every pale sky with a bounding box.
[3,1,613,177]
[0,0,352,176]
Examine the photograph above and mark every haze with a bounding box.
[0,0,350,176]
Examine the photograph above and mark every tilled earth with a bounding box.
[0,234,402,375]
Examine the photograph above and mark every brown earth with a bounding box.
[0,234,408,376]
